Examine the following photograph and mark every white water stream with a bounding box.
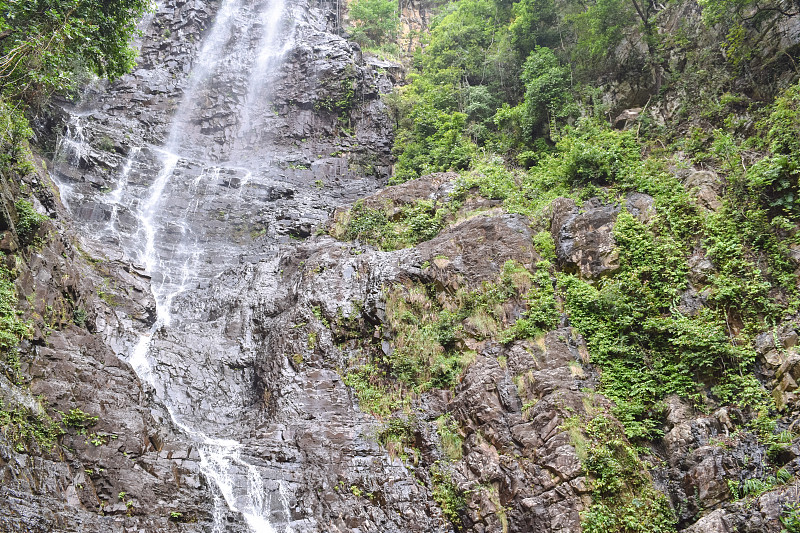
[53,0,297,531]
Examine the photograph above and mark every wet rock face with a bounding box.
[46,0,395,295]
[448,331,591,533]
[0,168,222,532]
[239,209,596,533]
[13,0,408,530]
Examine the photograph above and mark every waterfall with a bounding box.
[51,0,301,530]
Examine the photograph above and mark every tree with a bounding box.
[0,0,153,103]
[519,46,572,139]
[568,0,669,92]
[423,0,511,84]
[698,0,800,66]
[347,0,400,48]
[700,0,799,24]
[509,0,561,58]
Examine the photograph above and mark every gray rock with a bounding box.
[551,193,655,280]
[685,170,723,212]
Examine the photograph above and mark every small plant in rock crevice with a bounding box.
[430,462,466,526]
[0,399,63,452]
[13,199,47,246]
[436,414,464,461]
[782,501,800,533]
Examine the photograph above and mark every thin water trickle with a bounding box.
[165,0,245,153]
[52,0,299,530]
[107,146,141,243]
[56,115,88,168]
[137,151,179,317]
[239,0,292,135]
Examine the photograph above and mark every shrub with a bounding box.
[782,502,800,533]
[393,106,474,183]
[14,199,47,245]
[519,46,573,139]
[0,258,32,359]
[0,399,63,451]
[430,463,465,524]
[578,415,676,533]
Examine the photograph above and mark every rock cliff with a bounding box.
[1,0,799,532]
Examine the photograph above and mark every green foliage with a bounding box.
[696,87,800,325]
[375,4,800,529]
[422,0,510,82]
[500,260,559,342]
[388,0,525,175]
[455,123,641,221]
[315,78,356,117]
[453,155,520,201]
[0,99,35,175]
[518,46,574,138]
[532,230,556,261]
[73,307,87,327]
[392,104,475,183]
[782,502,800,533]
[558,122,641,187]
[343,362,408,416]
[344,260,549,415]
[331,198,453,250]
[763,82,800,157]
[336,200,390,244]
[698,0,795,66]
[0,0,153,103]
[0,399,63,451]
[347,0,400,48]
[567,0,636,72]
[728,468,792,500]
[735,82,800,217]
[431,462,465,525]
[376,417,416,460]
[0,257,32,366]
[744,155,800,215]
[509,0,561,56]
[14,199,47,245]
[560,206,769,438]
[702,206,785,323]
[436,414,463,461]
[577,415,676,533]
[384,284,465,390]
[59,407,98,430]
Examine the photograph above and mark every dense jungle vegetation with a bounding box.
[341,0,800,530]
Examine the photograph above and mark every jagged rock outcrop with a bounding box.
[245,205,595,532]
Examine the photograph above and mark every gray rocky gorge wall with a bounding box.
[3,0,800,532]
[6,0,444,531]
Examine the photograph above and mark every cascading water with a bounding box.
[51,0,303,531]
